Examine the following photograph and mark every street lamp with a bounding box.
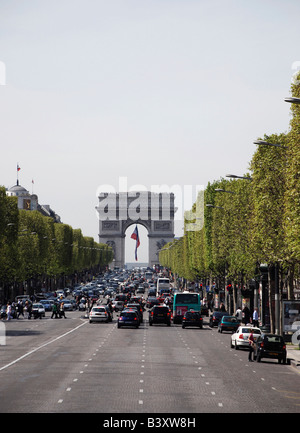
[206,204,224,210]
[215,188,236,194]
[284,97,300,104]
[254,140,287,149]
[226,174,252,181]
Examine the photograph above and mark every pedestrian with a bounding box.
[242,305,250,325]
[248,329,255,362]
[252,307,259,327]
[235,306,242,322]
[59,302,66,319]
[220,303,226,312]
[6,303,12,321]
[51,302,59,319]
[17,300,24,319]
[27,302,32,320]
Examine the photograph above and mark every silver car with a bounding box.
[112,300,124,312]
[89,306,109,323]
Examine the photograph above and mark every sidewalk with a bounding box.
[287,344,300,370]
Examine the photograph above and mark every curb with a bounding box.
[289,358,300,370]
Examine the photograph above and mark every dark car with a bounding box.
[118,310,140,328]
[182,310,203,329]
[126,303,143,323]
[115,294,127,303]
[209,311,230,327]
[148,288,156,297]
[217,315,240,333]
[255,333,287,364]
[146,297,160,309]
[149,305,171,326]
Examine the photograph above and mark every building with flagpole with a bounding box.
[6,165,61,223]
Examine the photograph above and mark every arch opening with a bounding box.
[125,223,149,268]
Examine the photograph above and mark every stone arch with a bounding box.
[96,191,176,268]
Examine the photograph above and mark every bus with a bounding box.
[172,291,201,324]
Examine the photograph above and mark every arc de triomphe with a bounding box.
[96,191,176,268]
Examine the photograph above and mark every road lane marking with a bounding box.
[0,322,87,372]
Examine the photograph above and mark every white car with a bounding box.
[112,300,124,312]
[89,306,109,323]
[230,325,261,350]
[60,299,73,311]
[32,303,46,318]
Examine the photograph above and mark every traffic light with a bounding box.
[226,283,232,293]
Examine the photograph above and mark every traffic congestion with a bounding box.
[0,265,291,367]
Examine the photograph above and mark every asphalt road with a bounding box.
[0,306,300,414]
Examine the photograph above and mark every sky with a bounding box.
[1,0,299,263]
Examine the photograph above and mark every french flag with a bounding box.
[131,225,140,261]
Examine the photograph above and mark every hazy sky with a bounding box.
[1,0,299,263]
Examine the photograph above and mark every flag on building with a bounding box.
[131,225,140,261]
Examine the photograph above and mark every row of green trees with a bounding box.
[0,189,113,301]
[160,76,300,332]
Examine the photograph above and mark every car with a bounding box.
[69,299,77,310]
[255,333,287,364]
[78,299,87,311]
[146,297,160,309]
[114,294,127,303]
[126,303,144,322]
[31,303,46,319]
[89,306,110,323]
[218,316,240,333]
[130,296,144,307]
[112,300,124,312]
[102,304,113,321]
[59,299,74,311]
[182,310,203,329]
[209,311,230,327]
[148,288,156,297]
[149,305,171,326]
[231,326,261,350]
[55,290,65,298]
[118,310,140,328]
[39,299,53,311]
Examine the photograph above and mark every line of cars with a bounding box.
[209,310,287,364]
[230,325,287,364]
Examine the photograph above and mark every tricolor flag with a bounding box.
[131,225,140,261]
